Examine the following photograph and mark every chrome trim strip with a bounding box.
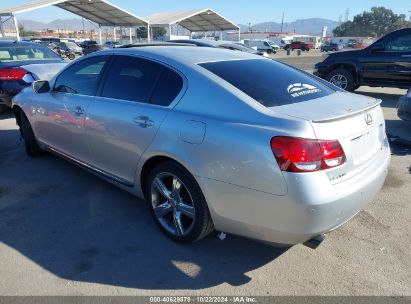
[48,146,134,187]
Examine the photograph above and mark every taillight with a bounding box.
[0,68,27,81]
[270,137,346,173]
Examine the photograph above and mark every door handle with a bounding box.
[133,116,155,128]
[74,106,85,116]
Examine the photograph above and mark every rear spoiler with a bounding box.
[312,98,382,123]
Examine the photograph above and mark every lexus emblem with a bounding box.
[364,113,373,125]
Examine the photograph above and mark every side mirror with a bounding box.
[370,43,385,52]
[32,80,50,93]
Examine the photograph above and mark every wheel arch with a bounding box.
[328,63,359,83]
[139,155,199,200]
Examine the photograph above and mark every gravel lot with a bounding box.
[0,53,410,296]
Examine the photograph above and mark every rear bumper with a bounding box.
[200,140,390,245]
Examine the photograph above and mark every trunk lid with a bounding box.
[20,62,67,81]
[271,92,386,183]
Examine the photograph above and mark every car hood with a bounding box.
[270,91,380,122]
[20,62,67,81]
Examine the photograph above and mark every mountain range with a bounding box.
[17,17,339,36]
[238,18,340,35]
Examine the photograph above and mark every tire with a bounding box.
[21,111,42,157]
[68,53,75,60]
[325,68,356,92]
[266,49,273,54]
[0,105,8,114]
[146,161,213,243]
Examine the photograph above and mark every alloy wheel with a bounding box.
[329,74,348,89]
[150,172,196,237]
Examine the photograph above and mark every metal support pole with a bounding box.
[98,25,102,44]
[147,25,151,42]
[238,29,241,42]
[0,18,5,38]
[113,26,116,41]
[220,31,223,41]
[129,27,132,44]
[13,15,20,41]
[169,24,172,40]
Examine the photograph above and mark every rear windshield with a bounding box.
[0,45,60,62]
[200,59,334,107]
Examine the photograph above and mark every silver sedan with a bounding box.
[12,46,390,246]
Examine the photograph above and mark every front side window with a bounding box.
[0,45,60,62]
[385,34,411,52]
[54,56,109,95]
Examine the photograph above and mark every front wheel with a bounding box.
[146,161,213,243]
[67,53,75,60]
[21,111,42,156]
[325,69,356,91]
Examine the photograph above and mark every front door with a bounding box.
[33,55,110,164]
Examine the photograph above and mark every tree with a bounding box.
[333,7,411,37]
[18,25,39,38]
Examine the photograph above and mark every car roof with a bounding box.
[106,46,262,65]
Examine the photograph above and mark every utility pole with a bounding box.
[280,12,284,33]
[247,22,251,32]
[82,17,85,39]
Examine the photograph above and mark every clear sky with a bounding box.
[1,0,410,24]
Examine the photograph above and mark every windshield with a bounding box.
[200,59,335,107]
[0,45,60,62]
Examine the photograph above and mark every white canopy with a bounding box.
[145,8,239,32]
[0,0,148,26]
[0,0,149,42]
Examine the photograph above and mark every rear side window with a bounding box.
[200,59,334,107]
[151,68,184,106]
[101,56,162,103]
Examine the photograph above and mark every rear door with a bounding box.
[85,55,185,184]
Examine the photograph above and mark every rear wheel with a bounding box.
[325,68,356,91]
[146,161,213,243]
[21,111,42,157]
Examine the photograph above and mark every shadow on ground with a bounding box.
[0,109,14,120]
[0,131,286,290]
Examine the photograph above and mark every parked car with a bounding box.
[267,41,281,51]
[314,28,411,91]
[104,41,122,48]
[284,41,312,51]
[82,44,108,55]
[397,88,411,122]
[12,46,390,246]
[79,40,98,49]
[58,41,83,55]
[0,40,65,113]
[321,43,343,52]
[244,40,276,54]
[169,39,266,56]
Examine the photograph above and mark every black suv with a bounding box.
[314,28,411,91]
